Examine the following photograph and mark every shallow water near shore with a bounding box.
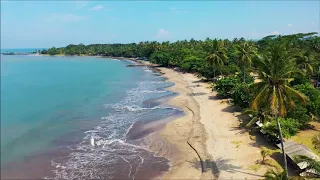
[1,55,183,179]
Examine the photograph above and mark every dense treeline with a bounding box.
[42,32,320,80]
[44,32,320,177]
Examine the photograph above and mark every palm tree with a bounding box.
[234,42,258,82]
[295,51,315,76]
[312,134,320,153]
[294,155,320,177]
[243,108,272,128]
[264,169,287,180]
[261,147,271,164]
[205,40,227,82]
[251,43,308,178]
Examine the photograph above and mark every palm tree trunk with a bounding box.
[275,113,288,178]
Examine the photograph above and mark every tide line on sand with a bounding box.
[134,60,268,179]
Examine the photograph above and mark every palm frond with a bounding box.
[245,117,259,127]
[264,169,287,180]
[251,84,269,110]
[312,134,320,154]
[294,155,320,176]
[283,85,308,105]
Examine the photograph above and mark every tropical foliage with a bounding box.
[294,155,320,178]
[234,41,257,82]
[264,169,288,180]
[264,169,304,180]
[232,82,253,108]
[262,117,301,138]
[312,134,320,154]
[215,76,240,98]
[260,147,272,164]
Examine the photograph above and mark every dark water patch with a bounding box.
[126,110,184,141]
[142,92,178,108]
[1,146,69,179]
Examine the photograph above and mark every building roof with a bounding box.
[276,140,320,170]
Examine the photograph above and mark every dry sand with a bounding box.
[154,68,268,179]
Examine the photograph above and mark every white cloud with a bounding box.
[288,24,293,27]
[89,5,104,11]
[45,13,85,23]
[156,29,170,39]
[75,1,88,9]
[311,21,316,25]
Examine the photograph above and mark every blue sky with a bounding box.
[1,1,319,48]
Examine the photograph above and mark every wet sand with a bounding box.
[150,67,269,179]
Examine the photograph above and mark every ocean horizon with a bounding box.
[1,54,183,179]
[1,48,48,53]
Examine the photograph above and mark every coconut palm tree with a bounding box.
[205,40,227,82]
[234,42,258,82]
[251,43,308,178]
[295,51,315,76]
[294,155,320,177]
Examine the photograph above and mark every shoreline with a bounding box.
[133,60,270,179]
[156,67,214,179]
[131,59,214,179]
[122,59,213,179]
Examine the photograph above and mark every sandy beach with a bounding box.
[149,67,270,179]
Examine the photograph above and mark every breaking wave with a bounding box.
[45,63,180,179]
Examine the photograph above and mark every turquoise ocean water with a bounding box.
[1,55,182,179]
[1,48,47,53]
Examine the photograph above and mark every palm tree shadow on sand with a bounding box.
[188,157,264,179]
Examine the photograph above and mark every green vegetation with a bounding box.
[43,32,320,178]
[215,76,240,98]
[294,83,320,119]
[260,147,272,164]
[264,169,288,180]
[313,134,320,154]
[262,118,301,138]
[234,41,257,82]
[294,155,320,178]
[232,82,253,109]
